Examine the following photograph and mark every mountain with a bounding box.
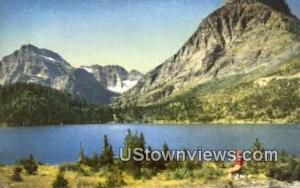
[117,57,300,123]
[81,65,143,93]
[0,44,117,104]
[117,0,300,106]
[0,83,114,126]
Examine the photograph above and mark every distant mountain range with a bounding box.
[0,44,143,104]
[81,65,143,93]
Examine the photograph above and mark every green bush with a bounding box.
[266,154,300,182]
[101,167,125,188]
[17,155,38,175]
[167,167,196,179]
[166,160,183,171]
[215,161,226,168]
[52,172,69,188]
[140,167,158,179]
[198,167,223,181]
[59,163,86,175]
[11,166,23,182]
[167,161,203,180]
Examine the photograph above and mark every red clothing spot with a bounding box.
[235,150,244,167]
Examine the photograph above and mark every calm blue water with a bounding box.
[0,124,299,164]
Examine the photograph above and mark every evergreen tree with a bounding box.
[78,143,87,164]
[89,151,99,170]
[252,138,265,153]
[122,129,147,178]
[162,143,171,162]
[247,138,267,174]
[139,132,145,151]
[99,135,114,166]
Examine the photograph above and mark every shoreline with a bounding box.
[0,121,299,128]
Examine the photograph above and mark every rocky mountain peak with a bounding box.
[20,44,39,51]
[224,0,291,15]
[117,0,300,106]
[17,44,66,64]
[129,69,143,80]
[0,44,117,104]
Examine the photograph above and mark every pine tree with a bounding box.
[90,151,99,170]
[78,143,87,164]
[122,129,146,178]
[139,132,145,151]
[252,138,265,153]
[248,138,267,174]
[162,143,170,162]
[99,135,114,166]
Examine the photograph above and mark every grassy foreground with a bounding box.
[0,163,296,188]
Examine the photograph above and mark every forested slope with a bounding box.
[0,83,114,126]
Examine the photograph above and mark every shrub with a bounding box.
[140,167,157,179]
[166,160,183,171]
[102,167,125,188]
[199,167,223,181]
[17,155,38,175]
[52,172,69,188]
[166,160,201,171]
[266,154,300,182]
[76,180,94,188]
[11,166,23,182]
[215,160,226,168]
[59,163,82,173]
[167,161,203,180]
[184,160,202,170]
[167,167,196,179]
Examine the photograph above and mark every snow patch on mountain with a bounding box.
[108,79,138,93]
[82,67,94,73]
[39,55,59,62]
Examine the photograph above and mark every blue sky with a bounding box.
[0,0,299,72]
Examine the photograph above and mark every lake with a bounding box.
[0,124,299,164]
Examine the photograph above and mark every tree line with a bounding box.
[0,83,114,126]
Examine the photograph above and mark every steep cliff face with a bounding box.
[118,0,300,106]
[0,44,117,104]
[81,65,143,93]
